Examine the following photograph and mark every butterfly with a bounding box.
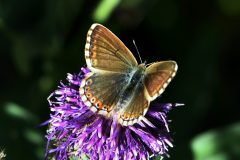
[79,23,177,126]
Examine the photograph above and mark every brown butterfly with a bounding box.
[79,23,177,126]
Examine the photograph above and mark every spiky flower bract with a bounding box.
[45,67,181,160]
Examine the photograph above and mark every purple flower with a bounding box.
[45,67,182,160]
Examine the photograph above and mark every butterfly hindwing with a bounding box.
[144,61,178,101]
[85,23,138,73]
[79,72,129,116]
[118,83,150,126]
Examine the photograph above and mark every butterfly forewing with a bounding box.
[144,61,177,101]
[85,23,138,73]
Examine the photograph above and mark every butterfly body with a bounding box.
[79,23,178,126]
[115,65,145,112]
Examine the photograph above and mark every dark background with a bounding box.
[0,0,240,159]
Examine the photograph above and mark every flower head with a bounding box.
[45,67,182,160]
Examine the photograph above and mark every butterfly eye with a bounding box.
[86,79,93,85]
[85,86,90,92]
[124,114,130,120]
[96,101,103,109]
[103,105,107,110]
[91,52,97,58]
[86,93,92,98]
[90,97,96,103]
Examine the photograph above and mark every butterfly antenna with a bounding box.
[133,39,143,64]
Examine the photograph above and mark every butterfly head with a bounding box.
[138,63,147,70]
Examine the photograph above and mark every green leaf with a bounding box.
[24,129,44,145]
[93,0,120,22]
[191,122,240,160]
[4,102,38,122]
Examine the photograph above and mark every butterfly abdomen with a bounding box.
[116,67,145,111]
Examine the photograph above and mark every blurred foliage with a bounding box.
[191,122,240,160]
[93,0,121,22]
[0,0,239,159]
[4,102,38,122]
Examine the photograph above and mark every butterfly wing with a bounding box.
[80,23,137,116]
[144,61,178,101]
[85,23,138,73]
[80,72,129,116]
[119,61,177,126]
[118,83,150,126]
